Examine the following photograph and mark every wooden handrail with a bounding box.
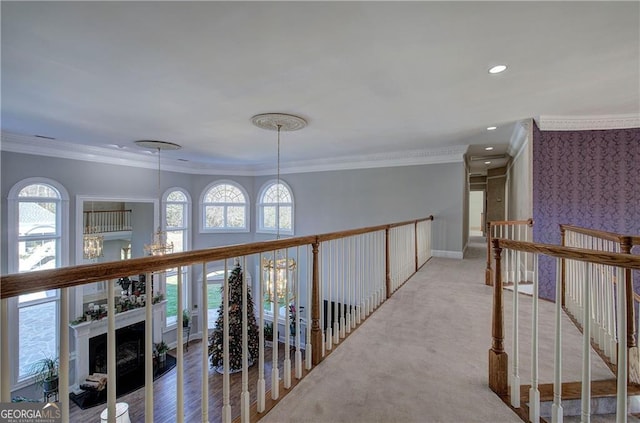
[0,216,434,300]
[496,239,640,270]
[561,224,640,247]
[488,218,534,227]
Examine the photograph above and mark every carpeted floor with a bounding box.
[260,237,613,423]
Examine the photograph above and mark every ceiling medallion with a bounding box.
[251,113,307,132]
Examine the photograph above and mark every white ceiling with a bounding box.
[2,1,638,175]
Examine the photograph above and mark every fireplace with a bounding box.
[70,301,165,392]
[88,322,145,394]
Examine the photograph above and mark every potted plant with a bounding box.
[154,341,169,367]
[182,309,191,327]
[28,355,59,393]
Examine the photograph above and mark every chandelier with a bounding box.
[83,202,104,260]
[135,140,182,256]
[262,254,297,301]
[251,113,307,308]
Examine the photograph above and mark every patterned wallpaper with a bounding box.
[532,123,640,300]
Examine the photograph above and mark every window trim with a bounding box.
[199,180,250,233]
[257,179,295,235]
[163,187,191,328]
[7,178,69,387]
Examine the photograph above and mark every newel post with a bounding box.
[489,239,508,395]
[485,221,493,286]
[385,226,391,299]
[621,237,640,384]
[311,238,323,366]
[560,226,566,308]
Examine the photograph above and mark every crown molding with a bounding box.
[536,114,640,131]
[1,131,467,176]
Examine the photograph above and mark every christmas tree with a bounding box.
[208,263,259,372]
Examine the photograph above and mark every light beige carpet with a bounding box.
[261,238,614,423]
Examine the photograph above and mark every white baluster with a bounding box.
[306,246,313,370]
[145,272,154,422]
[346,237,352,334]
[177,269,185,423]
[284,253,292,389]
[616,263,628,423]
[59,288,69,422]
[294,247,302,379]
[271,253,280,400]
[241,257,250,423]
[511,248,520,408]
[223,261,232,422]
[530,254,540,423]
[201,263,210,422]
[107,279,116,423]
[552,258,564,423]
[258,254,266,412]
[581,262,591,423]
[0,298,9,402]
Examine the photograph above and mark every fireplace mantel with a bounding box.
[70,300,165,390]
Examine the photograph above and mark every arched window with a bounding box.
[201,181,249,232]
[8,178,68,383]
[164,188,191,326]
[257,180,294,235]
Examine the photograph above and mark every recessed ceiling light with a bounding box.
[485,146,494,151]
[487,126,497,131]
[488,65,507,74]
[484,161,491,165]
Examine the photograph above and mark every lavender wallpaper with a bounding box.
[532,123,640,300]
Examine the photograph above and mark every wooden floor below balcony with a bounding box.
[69,340,306,423]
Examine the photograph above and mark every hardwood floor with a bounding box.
[69,340,306,423]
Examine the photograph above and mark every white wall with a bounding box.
[507,120,533,220]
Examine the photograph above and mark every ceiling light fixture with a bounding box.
[135,140,182,256]
[485,147,494,151]
[487,126,497,131]
[251,113,307,305]
[83,201,104,260]
[488,65,507,74]
[485,161,492,165]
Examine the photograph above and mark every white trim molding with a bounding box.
[536,114,640,131]
[1,131,467,176]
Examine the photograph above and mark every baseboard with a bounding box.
[432,249,464,259]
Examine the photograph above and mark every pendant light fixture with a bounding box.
[135,140,182,256]
[83,201,104,260]
[251,113,307,305]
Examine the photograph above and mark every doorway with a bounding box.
[469,190,485,237]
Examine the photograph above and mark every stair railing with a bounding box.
[489,238,640,423]
[84,209,133,234]
[560,224,640,384]
[1,215,433,423]
[485,219,533,286]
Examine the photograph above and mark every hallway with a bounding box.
[260,237,613,423]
